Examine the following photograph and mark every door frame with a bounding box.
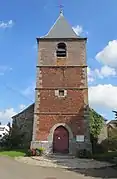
[48,123,73,154]
[53,126,69,153]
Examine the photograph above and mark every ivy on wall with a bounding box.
[89,108,103,138]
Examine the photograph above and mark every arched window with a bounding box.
[56,43,67,57]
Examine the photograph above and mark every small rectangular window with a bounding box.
[59,90,65,97]
[55,89,67,97]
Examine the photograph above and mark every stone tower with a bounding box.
[31,12,91,155]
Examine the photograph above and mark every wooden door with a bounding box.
[53,126,69,153]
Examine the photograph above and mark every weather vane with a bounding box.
[58,0,64,14]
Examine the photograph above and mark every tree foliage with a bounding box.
[112,110,117,119]
[1,123,25,149]
[89,108,104,154]
[89,108,103,138]
[7,122,11,128]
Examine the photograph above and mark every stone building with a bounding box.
[12,104,34,148]
[107,120,117,129]
[31,11,91,155]
[107,120,117,138]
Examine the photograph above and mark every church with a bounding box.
[31,11,91,155]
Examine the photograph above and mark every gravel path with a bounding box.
[15,156,115,169]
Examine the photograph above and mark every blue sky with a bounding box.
[0,0,117,124]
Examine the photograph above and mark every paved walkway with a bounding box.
[16,155,114,169]
[0,156,117,179]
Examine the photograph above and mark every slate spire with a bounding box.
[42,12,78,39]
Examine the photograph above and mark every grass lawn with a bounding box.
[0,150,26,157]
[93,151,117,163]
[94,151,117,158]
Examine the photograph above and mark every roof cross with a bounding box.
[58,0,64,14]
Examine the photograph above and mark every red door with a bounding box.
[53,126,69,153]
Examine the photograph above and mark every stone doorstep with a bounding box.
[45,154,75,159]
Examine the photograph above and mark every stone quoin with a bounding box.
[31,11,92,155]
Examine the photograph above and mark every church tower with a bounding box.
[31,12,91,155]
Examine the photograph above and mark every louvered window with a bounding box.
[56,43,67,57]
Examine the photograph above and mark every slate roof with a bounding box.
[42,12,78,39]
[12,103,34,118]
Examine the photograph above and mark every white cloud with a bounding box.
[72,25,83,36]
[96,40,117,67]
[89,84,117,110]
[0,103,30,124]
[94,65,116,79]
[87,67,95,82]
[87,65,116,82]
[0,20,14,29]
[0,108,16,124]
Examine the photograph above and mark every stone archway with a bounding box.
[48,123,73,154]
[53,126,69,153]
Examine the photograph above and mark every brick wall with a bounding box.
[32,38,90,143]
[36,115,85,141]
[38,89,86,113]
[38,40,86,66]
[37,67,85,88]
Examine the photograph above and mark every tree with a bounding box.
[112,110,117,119]
[7,122,11,129]
[8,123,25,149]
[1,123,25,149]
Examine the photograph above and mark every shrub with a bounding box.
[25,147,45,157]
[93,143,108,154]
[92,138,117,155]
[93,151,117,162]
[108,138,117,151]
[76,149,92,159]
[25,149,36,157]
[101,138,117,152]
[35,147,45,156]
